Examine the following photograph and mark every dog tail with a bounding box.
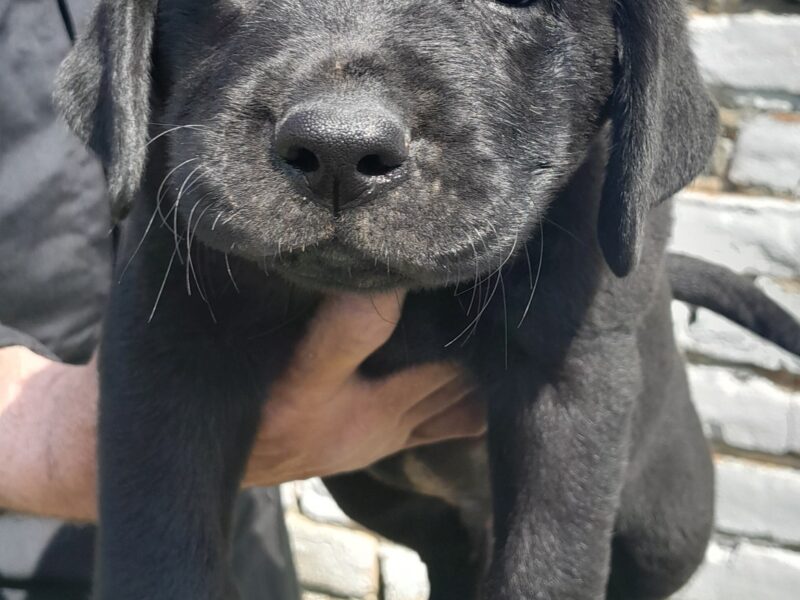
[667,253,800,357]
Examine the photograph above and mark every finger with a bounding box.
[397,374,475,427]
[288,290,406,385]
[405,395,487,447]
[369,362,463,411]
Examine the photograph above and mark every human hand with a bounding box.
[0,346,98,521]
[0,293,484,521]
[243,291,485,487]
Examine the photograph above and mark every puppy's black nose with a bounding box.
[275,100,409,211]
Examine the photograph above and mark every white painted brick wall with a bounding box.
[379,544,431,600]
[668,4,800,595]
[715,457,800,545]
[282,4,800,599]
[728,115,800,196]
[287,513,380,599]
[687,364,800,454]
[675,540,800,600]
[672,298,800,374]
[671,191,800,279]
[690,14,800,99]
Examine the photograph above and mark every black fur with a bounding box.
[52,1,749,599]
[668,253,800,357]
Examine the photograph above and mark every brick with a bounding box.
[670,191,800,279]
[286,514,379,599]
[715,457,800,545]
[297,478,354,527]
[687,364,800,454]
[705,136,734,178]
[379,543,430,600]
[280,482,298,511]
[690,15,800,99]
[302,594,375,600]
[673,301,800,375]
[728,115,800,197]
[675,540,800,600]
[756,277,800,316]
[690,0,744,13]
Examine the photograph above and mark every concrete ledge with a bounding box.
[676,540,800,600]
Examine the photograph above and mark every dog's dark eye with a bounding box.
[494,0,537,7]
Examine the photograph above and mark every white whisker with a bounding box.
[446,234,517,348]
[145,124,209,150]
[185,200,203,296]
[500,271,508,370]
[156,157,198,226]
[518,224,544,328]
[118,202,161,284]
[225,253,240,293]
[148,247,178,323]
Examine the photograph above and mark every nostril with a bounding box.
[284,147,320,173]
[357,154,402,177]
[275,99,410,207]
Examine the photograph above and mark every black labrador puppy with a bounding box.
[55,1,726,599]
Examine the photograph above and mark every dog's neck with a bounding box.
[542,128,610,259]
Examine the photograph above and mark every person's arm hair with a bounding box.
[0,346,98,521]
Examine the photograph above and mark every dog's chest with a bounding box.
[358,290,504,532]
[359,285,529,378]
[368,437,492,520]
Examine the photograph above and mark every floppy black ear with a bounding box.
[54,0,158,222]
[599,0,718,277]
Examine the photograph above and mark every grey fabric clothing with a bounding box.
[0,2,300,598]
[0,0,109,364]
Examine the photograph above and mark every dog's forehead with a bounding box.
[163,0,615,42]
[195,0,420,14]
[163,0,455,35]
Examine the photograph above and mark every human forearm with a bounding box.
[0,294,484,523]
[0,346,98,521]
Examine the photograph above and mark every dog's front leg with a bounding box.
[92,273,287,600]
[484,335,638,600]
[94,332,269,600]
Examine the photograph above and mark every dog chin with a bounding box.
[275,265,414,293]
[269,240,513,293]
[270,246,416,292]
